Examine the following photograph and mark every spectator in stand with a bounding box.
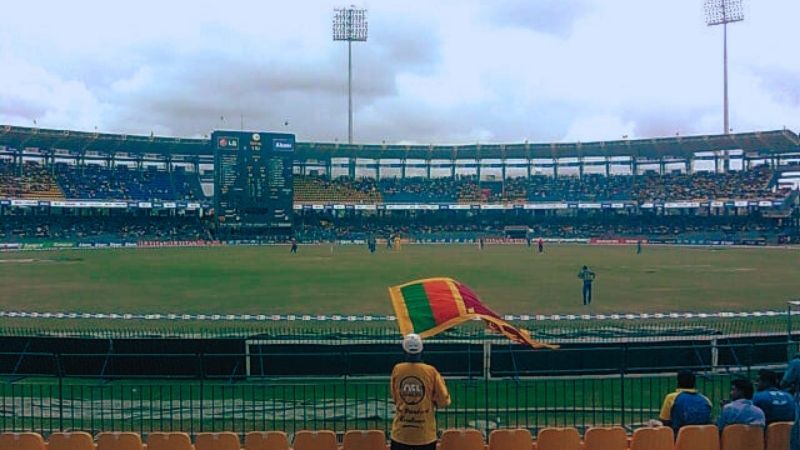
[781,353,800,450]
[717,378,765,432]
[390,334,450,450]
[658,370,712,433]
[753,369,795,424]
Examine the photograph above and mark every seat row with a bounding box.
[0,423,792,450]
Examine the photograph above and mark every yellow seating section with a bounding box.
[0,163,65,200]
[293,176,382,203]
[0,424,791,450]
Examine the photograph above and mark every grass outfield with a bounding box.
[0,244,797,315]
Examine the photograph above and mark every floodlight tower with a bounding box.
[705,0,744,136]
[333,6,368,144]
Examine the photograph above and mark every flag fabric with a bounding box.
[388,277,557,349]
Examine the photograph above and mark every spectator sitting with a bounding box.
[717,378,766,432]
[753,369,795,424]
[658,370,712,433]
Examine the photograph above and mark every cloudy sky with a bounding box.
[0,0,797,144]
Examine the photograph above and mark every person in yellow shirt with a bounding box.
[390,334,451,450]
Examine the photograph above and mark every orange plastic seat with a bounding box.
[342,430,386,450]
[675,425,720,450]
[439,429,484,450]
[293,430,337,450]
[146,432,194,450]
[97,432,144,450]
[766,422,793,450]
[721,424,764,450]
[0,432,46,450]
[584,426,628,450]
[488,428,532,450]
[630,427,674,450]
[244,432,289,450]
[48,432,94,450]
[196,432,241,450]
[536,427,581,450]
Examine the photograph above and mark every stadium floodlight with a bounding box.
[705,0,744,136]
[333,6,368,144]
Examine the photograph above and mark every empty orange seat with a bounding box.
[146,432,194,450]
[196,432,241,450]
[439,429,484,450]
[488,428,532,450]
[48,432,94,450]
[766,422,793,450]
[584,426,628,450]
[721,424,764,450]
[630,427,674,450]
[342,430,386,450]
[293,430,337,450]
[0,432,46,450]
[97,432,144,450]
[675,425,719,450]
[536,427,581,450]
[244,432,289,450]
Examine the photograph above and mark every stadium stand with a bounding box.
[293,174,382,203]
[55,163,203,201]
[378,177,458,203]
[297,168,787,204]
[0,215,210,243]
[13,425,782,450]
[0,126,798,246]
[0,161,64,200]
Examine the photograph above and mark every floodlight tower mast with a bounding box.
[705,0,744,136]
[333,6,368,144]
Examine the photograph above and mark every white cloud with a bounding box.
[0,0,797,143]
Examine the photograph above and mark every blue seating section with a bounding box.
[55,164,204,201]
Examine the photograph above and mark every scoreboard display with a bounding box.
[213,130,294,233]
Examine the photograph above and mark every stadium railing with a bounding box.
[0,341,794,437]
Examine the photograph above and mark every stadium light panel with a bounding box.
[333,7,368,41]
[704,0,744,26]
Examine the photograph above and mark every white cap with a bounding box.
[402,333,424,354]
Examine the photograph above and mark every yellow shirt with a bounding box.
[390,362,451,445]
[659,388,712,421]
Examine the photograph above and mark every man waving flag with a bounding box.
[389,277,557,349]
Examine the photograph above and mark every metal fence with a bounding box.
[0,340,791,437]
[0,309,794,341]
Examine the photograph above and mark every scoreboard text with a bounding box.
[213,130,294,232]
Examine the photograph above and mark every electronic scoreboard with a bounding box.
[212,130,294,235]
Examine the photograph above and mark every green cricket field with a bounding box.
[0,244,796,315]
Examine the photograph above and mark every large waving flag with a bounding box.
[389,277,557,349]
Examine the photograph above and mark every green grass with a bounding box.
[1,244,797,316]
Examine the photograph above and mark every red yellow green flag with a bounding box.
[388,277,557,349]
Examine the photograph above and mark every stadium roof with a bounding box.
[1,124,798,160]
